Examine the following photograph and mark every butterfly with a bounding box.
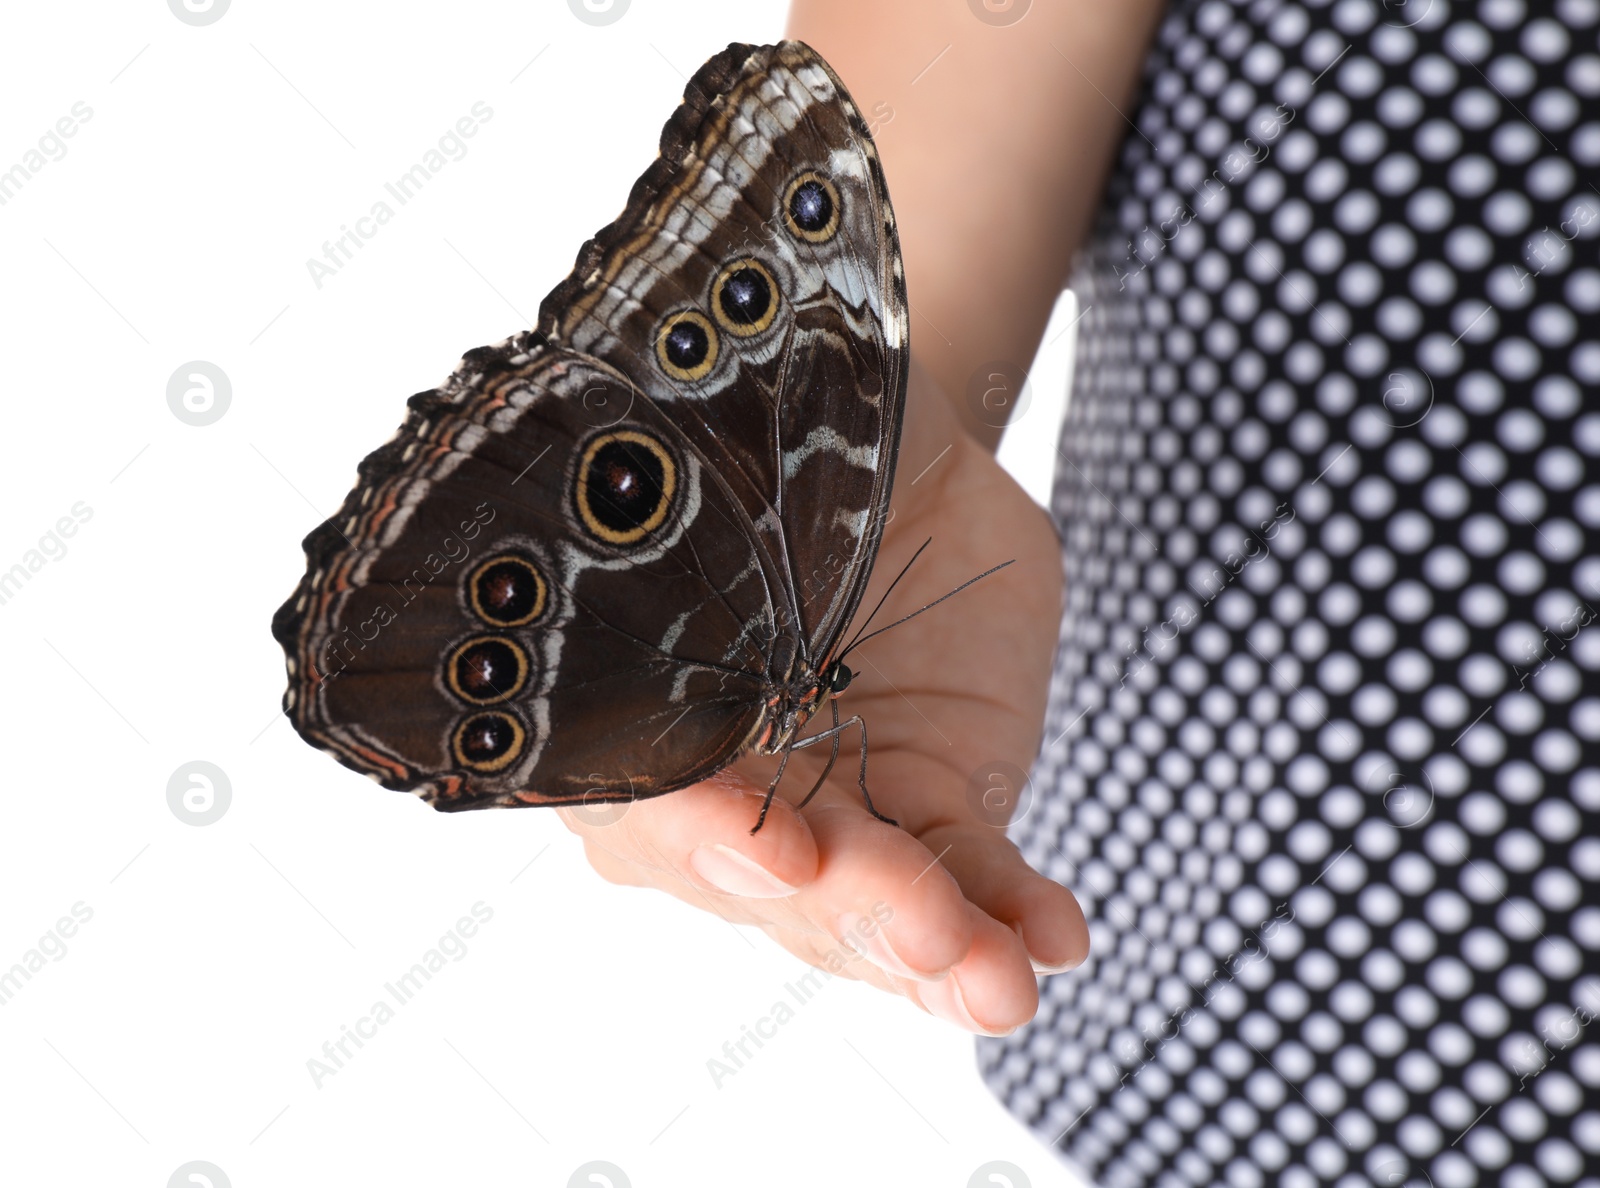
[272,40,912,832]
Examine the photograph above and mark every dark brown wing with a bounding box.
[538,40,908,669]
[272,340,774,809]
[271,42,906,810]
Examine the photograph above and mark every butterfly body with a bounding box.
[273,41,907,817]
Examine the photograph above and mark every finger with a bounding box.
[582,835,808,936]
[584,825,919,1002]
[911,901,1039,1035]
[785,800,976,982]
[557,769,820,900]
[580,835,674,893]
[760,876,1038,1030]
[917,821,1089,973]
[754,922,914,998]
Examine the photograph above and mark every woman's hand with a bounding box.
[558,357,1086,1034]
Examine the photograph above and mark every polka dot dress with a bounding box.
[978,1,1600,1185]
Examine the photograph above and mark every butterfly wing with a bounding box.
[272,41,907,810]
[272,339,775,809]
[538,40,908,668]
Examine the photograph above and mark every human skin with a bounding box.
[558,0,1165,1034]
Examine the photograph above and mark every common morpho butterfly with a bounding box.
[274,41,944,832]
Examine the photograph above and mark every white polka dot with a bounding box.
[1450,154,1500,201]
[1445,228,1495,275]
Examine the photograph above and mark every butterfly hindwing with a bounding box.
[274,341,774,808]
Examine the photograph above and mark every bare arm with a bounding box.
[787,0,1165,446]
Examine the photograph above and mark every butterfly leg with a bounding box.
[794,699,843,811]
[750,746,794,835]
[749,704,843,835]
[789,713,898,827]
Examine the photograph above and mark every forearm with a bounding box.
[786,0,1165,446]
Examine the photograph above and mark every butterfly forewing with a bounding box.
[539,41,908,665]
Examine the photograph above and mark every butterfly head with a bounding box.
[825,660,854,698]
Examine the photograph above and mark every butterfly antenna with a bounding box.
[838,537,934,657]
[839,557,1016,661]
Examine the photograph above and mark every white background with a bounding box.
[0,2,1080,1185]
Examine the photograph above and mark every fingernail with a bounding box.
[836,912,947,982]
[1013,920,1084,975]
[1031,958,1082,975]
[689,844,799,898]
[920,972,1017,1036]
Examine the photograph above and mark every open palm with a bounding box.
[561,359,1087,1033]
